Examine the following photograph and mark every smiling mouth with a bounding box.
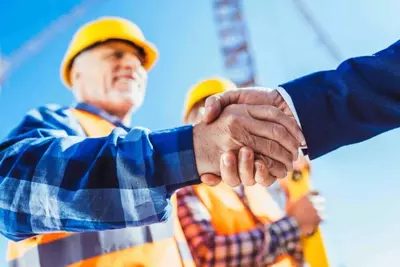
[114,75,135,83]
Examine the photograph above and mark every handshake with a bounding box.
[192,87,306,187]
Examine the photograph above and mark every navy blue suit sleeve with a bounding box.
[281,40,400,159]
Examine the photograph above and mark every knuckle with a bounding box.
[263,157,275,169]
[264,106,278,118]
[272,124,286,138]
[235,133,256,149]
[277,168,287,179]
[266,159,287,179]
[244,134,256,149]
[264,106,274,118]
[265,140,275,155]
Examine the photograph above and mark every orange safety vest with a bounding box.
[7,108,195,267]
[192,183,297,267]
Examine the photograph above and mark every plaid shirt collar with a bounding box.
[74,102,129,131]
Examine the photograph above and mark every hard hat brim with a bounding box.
[61,36,158,88]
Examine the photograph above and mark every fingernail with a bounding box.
[205,96,215,104]
[223,155,232,166]
[241,150,251,161]
[205,106,212,116]
[255,162,263,171]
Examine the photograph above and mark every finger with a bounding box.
[254,159,277,187]
[318,212,328,221]
[308,193,325,201]
[248,136,293,174]
[314,204,326,216]
[203,89,278,123]
[238,147,255,186]
[241,115,300,160]
[256,154,288,179]
[220,151,241,187]
[200,174,222,186]
[308,194,326,208]
[306,229,317,237]
[310,196,326,206]
[245,105,304,153]
[203,91,239,124]
[317,210,327,221]
[314,207,326,218]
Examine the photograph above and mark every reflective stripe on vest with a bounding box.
[7,108,194,267]
[193,183,297,267]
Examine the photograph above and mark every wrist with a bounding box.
[269,216,301,246]
[192,123,208,176]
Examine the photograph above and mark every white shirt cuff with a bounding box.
[276,86,302,129]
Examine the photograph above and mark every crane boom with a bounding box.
[213,0,257,87]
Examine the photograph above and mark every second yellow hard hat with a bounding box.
[183,77,236,120]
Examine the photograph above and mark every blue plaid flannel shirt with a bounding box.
[0,103,200,241]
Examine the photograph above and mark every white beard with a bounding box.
[108,82,145,110]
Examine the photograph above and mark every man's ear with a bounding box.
[70,66,81,88]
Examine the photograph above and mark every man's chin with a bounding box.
[107,99,142,115]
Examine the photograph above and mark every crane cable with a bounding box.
[291,0,342,62]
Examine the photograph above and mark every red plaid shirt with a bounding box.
[176,185,304,266]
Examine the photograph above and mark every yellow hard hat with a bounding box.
[60,16,158,88]
[183,77,236,120]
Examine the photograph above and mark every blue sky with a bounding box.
[1,1,400,266]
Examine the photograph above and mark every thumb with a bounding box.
[203,90,244,123]
[203,94,223,124]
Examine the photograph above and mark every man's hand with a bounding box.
[193,103,302,186]
[203,88,301,138]
[286,192,325,237]
[214,147,272,187]
[199,88,305,187]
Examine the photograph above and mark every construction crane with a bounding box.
[0,0,105,87]
[212,1,331,266]
[213,0,257,87]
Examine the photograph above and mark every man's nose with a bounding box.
[118,54,141,71]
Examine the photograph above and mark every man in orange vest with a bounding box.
[2,16,304,266]
[177,77,325,267]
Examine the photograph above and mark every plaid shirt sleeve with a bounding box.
[176,186,304,267]
[0,105,200,241]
